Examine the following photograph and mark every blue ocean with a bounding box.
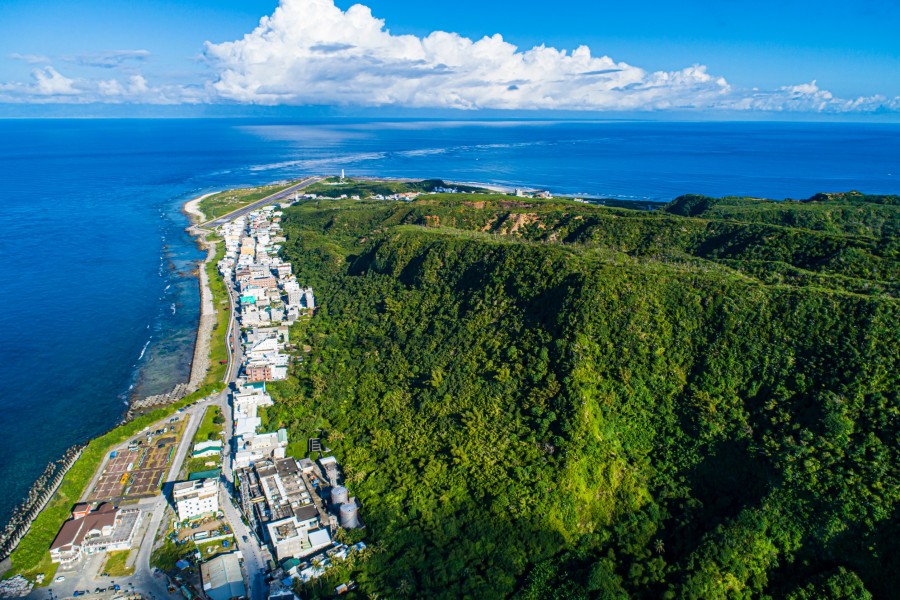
[0,119,898,526]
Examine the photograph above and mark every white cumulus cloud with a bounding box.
[204,0,732,110]
[203,0,899,113]
[32,67,79,95]
[734,80,900,113]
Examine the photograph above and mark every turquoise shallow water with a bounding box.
[0,118,897,527]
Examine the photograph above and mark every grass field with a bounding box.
[204,241,230,386]
[149,536,183,573]
[194,405,224,443]
[184,405,224,476]
[195,538,234,561]
[198,180,298,221]
[151,529,233,572]
[303,177,488,199]
[102,550,134,577]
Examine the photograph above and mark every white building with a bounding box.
[234,429,288,469]
[303,288,316,311]
[192,440,223,458]
[245,337,279,361]
[284,281,302,306]
[173,478,219,522]
[233,385,273,438]
[265,507,330,561]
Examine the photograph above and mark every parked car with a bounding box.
[54,576,65,583]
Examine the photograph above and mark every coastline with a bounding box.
[127,192,221,415]
[183,193,219,391]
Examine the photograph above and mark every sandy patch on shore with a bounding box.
[184,192,217,224]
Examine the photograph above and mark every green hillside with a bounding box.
[265,192,899,599]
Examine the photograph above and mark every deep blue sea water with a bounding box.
[0,119,898,527]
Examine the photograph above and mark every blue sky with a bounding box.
[1,0,898,114]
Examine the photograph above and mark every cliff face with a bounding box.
[269,194,899,599]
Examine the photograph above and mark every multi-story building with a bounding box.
[241,276,277,292]
[303,288,316,313]
[283,281,302,306]
[237,457,332,560]
[276,263,292,279]
[266,507,330,561]
[234,429,288,469]
[173,478,219,522]
[50,503,142,565]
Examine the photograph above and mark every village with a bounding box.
[29,194,364,600]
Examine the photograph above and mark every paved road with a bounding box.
[218,488,266,600]
[204,177,322,228]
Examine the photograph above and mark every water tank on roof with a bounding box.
[331,486,349,506]
[339,503,359,529]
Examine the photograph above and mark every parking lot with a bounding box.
[88,423,184,503]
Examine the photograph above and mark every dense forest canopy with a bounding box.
[263,187,899,599]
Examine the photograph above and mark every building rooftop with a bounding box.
[189,469,222,481]
[50,503,117,551]
[201,552,245,600]
[173,478,217,496]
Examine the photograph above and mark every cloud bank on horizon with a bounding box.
[3,0,899,113]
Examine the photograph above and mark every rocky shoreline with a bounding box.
[0,446,82,563]
[126,193,219,418]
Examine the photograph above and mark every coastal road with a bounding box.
[215,291,266,600]
[223,283,242,386]
[203,176,322,228]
